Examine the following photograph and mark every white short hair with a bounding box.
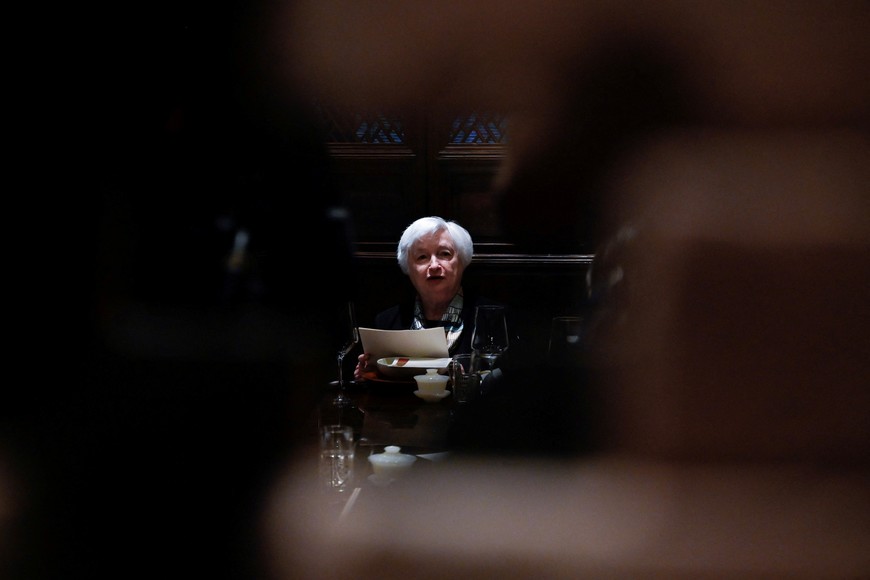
[396,216,474,275]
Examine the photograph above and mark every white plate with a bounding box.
[413,389,451,403]
[376,357,450,379]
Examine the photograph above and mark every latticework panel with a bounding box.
[317,104,405,144]
[449,112,508,144]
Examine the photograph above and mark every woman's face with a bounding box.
[408,229,464,309]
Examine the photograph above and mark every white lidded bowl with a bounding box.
[413,368,450,393]
[368,445,417,480]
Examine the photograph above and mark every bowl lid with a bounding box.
[368,445,417,467]
[413,368,449,384]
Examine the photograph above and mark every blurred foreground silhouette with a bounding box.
[4,1,867,579]
[265,1,869,578]
[5,1,355,578]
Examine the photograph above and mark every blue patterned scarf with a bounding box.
[411,288,464,354]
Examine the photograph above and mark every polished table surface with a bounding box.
[349,379,454,453]
[313,364,598,457]
[302,364,602,508]
[312,378,463,489]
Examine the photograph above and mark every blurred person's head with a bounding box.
[14,2,358,579]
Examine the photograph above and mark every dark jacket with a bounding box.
[372,289,507,356]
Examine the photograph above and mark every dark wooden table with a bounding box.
[315,377,455,455]
[307,364,600,500]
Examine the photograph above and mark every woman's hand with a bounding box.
[354,352,374,381]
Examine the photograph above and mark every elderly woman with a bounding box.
[354,216,505,380]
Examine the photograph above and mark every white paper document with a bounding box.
[358,327,449,360]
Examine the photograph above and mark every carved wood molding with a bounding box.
[437,144,505,162]
[327,143,416,159]
[354,241,593,269]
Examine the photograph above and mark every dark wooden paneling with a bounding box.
[329,144,426,242]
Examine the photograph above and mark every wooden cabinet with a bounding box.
[320,106,511,242]
[319,104,593,349]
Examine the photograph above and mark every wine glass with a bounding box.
[332,300,359,408]
[471,305,509,367]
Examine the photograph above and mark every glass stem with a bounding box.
[337,353,346,393]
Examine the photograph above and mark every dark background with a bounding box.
[6,1,355,578]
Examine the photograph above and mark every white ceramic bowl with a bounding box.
[368,445,417,480]
[413,368,450,393]
[376,357,450,379]
[413,389,452,403]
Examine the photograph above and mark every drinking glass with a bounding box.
[471,305,509,367]
[449,353,481,404]
[332,301,359,407]
[319,424,355,493]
